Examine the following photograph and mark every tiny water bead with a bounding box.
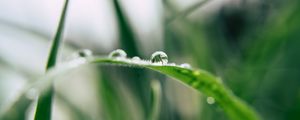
[132,56,141,61]
[66,49,93,61]
[180,63,191,69]
[207,97,215,104]
[109,49,127,58]
[78,49,93,57]
[151,51,168,65]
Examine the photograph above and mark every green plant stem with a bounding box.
[2,56,260,120]
[34,0,69,120]
[96,59,260,120]
[30,57,261,120]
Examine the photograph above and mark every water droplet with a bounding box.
[67,49,93,61]
[109,49,127,58]
[132,56,141,61]
[150,51,168,65]
[207,97,215,104]
[180,63,191,69]
[78,49,93,57]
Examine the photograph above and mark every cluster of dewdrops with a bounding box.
[108,49,192,69]
[67,49,215,105]
[68,49,192,69]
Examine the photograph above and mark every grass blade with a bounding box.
[108,1,151,119]
[35,0,69,120]
[12,56,260,120]
[91,58,261,120]
[112,0,139,56]
[45,0,69,69]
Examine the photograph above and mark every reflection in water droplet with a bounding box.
[78,49,93,57]
[109,49,127,58]
[207,97,215,104]
[150,51,168,65]
[180,63,191,69]
[26,88,39,100]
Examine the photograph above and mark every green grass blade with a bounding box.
[109,1,151,119]
[45,0,69,69]
[13,56,260,120]
[112,0,139,56]
[35,0,69,120]
[98,68,128,120]
[91,58,260,120]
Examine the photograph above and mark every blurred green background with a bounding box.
[0,0,300,120]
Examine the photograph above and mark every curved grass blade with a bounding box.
[45,0,69,70]
[91,58,260,120]
[3,56,260,120]
[35,0,69,120]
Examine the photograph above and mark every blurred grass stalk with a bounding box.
[97,0,152,119]
[25,57,261,120]
[34,0,69,120]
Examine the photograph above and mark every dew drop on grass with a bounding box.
[180,63,191,69]
[109,49,127,58]
[68,49,93,61]
[151,51,168,65]
[78,49,93,57]
[132,56,141,61]
[207,97,215,104]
